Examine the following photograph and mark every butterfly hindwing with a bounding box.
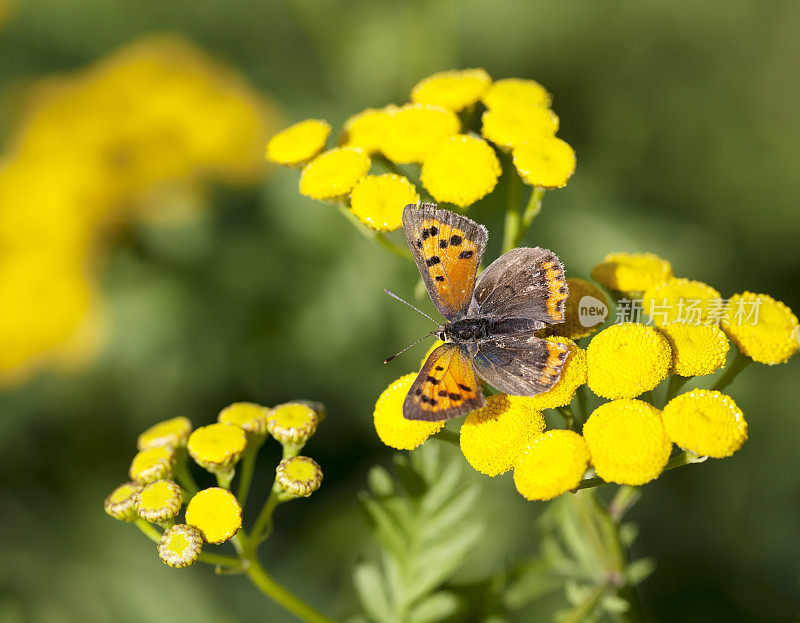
[403,343,485,421]
[473,247,568,325]
[472,334,569,396]
[402,203,488,321]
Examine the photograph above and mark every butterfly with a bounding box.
[399,202,570,421]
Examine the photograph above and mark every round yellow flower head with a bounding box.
[265,119,331,166]
[129,446,176,484]
[374,374,444,450]
[421,135,501,208]
[460,394,546,476]
[481,78,552,111]
[298,147,371,200]
[185,487,242,544]
[662,389,747,458]
[104,482,143,521]
[590,252,674,294]
[218,402,270,436]
[657,323,730,376]
[267,401,320,444]
[642,278,722,326]
[137,416,193,451]
[187,423,247,472]
[135,479,182,523]
[583,399,672,485]
[411,68,492,111]
[721,292,799,365]
[513,430,590,501]
[276,455,323,497]
[523,337,587,410]
[587,323,672,399]
[481,104,558,150]
[350,173,420,231]
[512,136,576,189]
[158,524,203,568]
[342,106,397,155]
[381,104,460,164]
[544,278,609,339]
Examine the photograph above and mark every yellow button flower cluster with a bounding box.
[662,390,747,458]
[643,278,722,326]
[591,252,674,294]
[657,324,730,377]
[513,430,590,501]
[523,337,587,410]
[721,292,799,365]
[373,373,445,450]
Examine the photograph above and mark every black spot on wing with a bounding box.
[459,250,474,260]
[450,235,462,246]
[426,256,441,266]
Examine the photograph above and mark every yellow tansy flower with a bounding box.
[374,374,444,450]
[544,278,609,339]
[129,446,176,484]
[481,104,558,150]
[350,173,420,231]
[481,78,552,111]
[420,135,501,207]
[298,147,371,200]
[590,252,674,294]
[104,482,143,521]
[642,278,722,326]
[657,324,730,376]
[411,68,492,111]
[185,487,242,544]
[512,136,576,189]
[187,423,247,472]
[267,401,320,444]
[662,389,747,458]
[721,292,799,365]
[218,402,270,436]
[513,430,590,501]
[460,394,546,476]
[275,456,323,497]
[158,524,203,568]
[137,416,193,451]
[587,323,672,399]
[583,399,672,485]
[135,479,183,523]
[523,337,587,410]
[381,104,460,164]
[342,106,397,155]
[265,119,331,166]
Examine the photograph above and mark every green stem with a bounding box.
[135,519,162,543]
[245,555,336,623]
[174,448,199,498]
[711,351,751,392]
[608,485,640,522]
[501,158,523,254]
[665,374,690,405]
[519,186,545,242]
[431,428,460,447]
[336,202,412,261]
[574,450,706,491]
[199,552,244,569]
[237,437,265,510]
[556,405,577,432]
[249,485,284,547]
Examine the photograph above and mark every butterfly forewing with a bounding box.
[403,343,485,421]
[402,203,488,321]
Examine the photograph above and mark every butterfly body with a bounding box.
[400,203,570,422]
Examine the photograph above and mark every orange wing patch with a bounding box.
[537,340,569,386]
[403,343,486,421]
[541,259,568,321]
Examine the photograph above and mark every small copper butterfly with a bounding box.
[396,202,570,422]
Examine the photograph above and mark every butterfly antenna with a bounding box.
[384,289,438,324]
[384,330,438,364]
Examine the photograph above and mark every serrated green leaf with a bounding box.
[394,455,427,499]
[556,586,605,623]
[601,594,630,613]
[618,522,639,548]
[360,496,407,555]
[564,579,591,606]
[418,483,480,544]
[504,558,562,609]
[419,456,463,515]
[368,465,395,497]
[354,562,393,623]
[410,442,441,484]
[408,592,460,623]
[626,558,656,585]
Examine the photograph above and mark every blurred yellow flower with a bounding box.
[512,136,576,189]
[642,278,721,326]
[460,394,546,476]
[341,106,397,155]
[657,324,730,377]
[721,292,799,365]
[158,524,203,568]
[513,430,590,501]
[350,173,420,231]
[587,323,672,399]
[481,104,558,150]
[267,402,321,445]
[218,402,270,437]
[265,119,331,166]
[523,337,587,410]
[129,446,176,484]
[104,482,143,521]
[481,78,552,111]
[276,456,323,497]
[583,399,672,485]
[590,252,673,294]
[299,147,371,200]
[185,487,242,544]
[662,389,747,458]
[135,480,183,523]
[137,416,193,451]
[187,423,247,472]
[411,68,492,111]
[381,104,460,164]
[421,134,501,207]
[374,374,444,450]
[543,278,608,340]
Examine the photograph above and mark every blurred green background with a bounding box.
[1,1,799,621]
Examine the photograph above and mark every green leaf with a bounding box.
[601,593,630,614]
[618,522,639,548]
[359,495,407,556]
[368,465,395,497]
[419,456,463,514]
[354,562,393,623]
[626,558,656,585]
[503,558,562,609]
[418,483,480,543]
[407,592,460,623]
